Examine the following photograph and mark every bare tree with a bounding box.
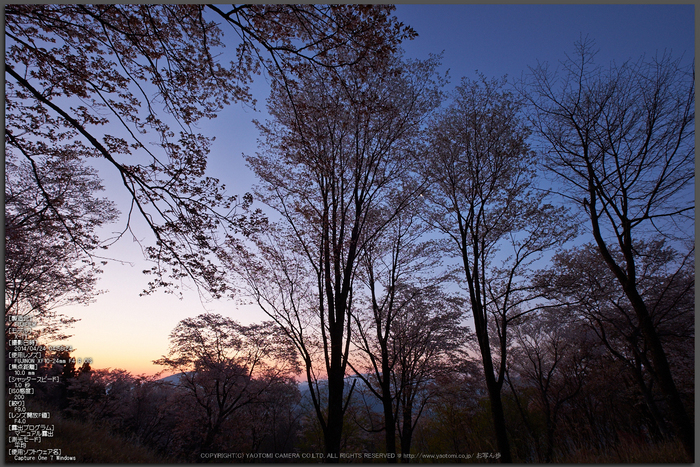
[153,313,299,456]
[225,53,443,459]
[348,197,456,461]
[523,38,694,459]
[423,74,574,462]
[352,277,464,460]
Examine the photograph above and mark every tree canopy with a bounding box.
[5,4,414,298]
[5,148,118,342]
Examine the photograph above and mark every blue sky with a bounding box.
[58,4,694,375]
[397,4,694,81]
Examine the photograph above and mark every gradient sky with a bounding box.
[55,4,694,376]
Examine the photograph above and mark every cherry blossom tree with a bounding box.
[524,38,694,459]
[424,75,575,462]
[226,52,443,459]
[5,5,413,297]
[154,313,299,455]
[5,151,118,342]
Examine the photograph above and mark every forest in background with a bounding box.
[5,5,694,463]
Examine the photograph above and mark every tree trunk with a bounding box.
[544,418,554,463]
[586,184,694,461]
[381,356,398,462]
[400,401,414,463]
[482,355,513,463]
[198,417,222,462]
[324,311,346,463]
[507,379,542,462]
[626,288,694,461]
[632,361,671,441]
[324,371,344,462]
[473,294,513,463]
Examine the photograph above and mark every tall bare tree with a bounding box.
[225,53,443,460]
[523,38,694,459]
[350,211,423,461]
[424,75,574,462]
[349,204,463,461]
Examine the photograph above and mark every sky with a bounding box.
[54,4,695,376]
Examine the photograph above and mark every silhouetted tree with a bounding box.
[535,241,694,444]
[423,75,574,462]
[349,197,459,461]
[391,287,466,461]
[5,153,118,343]
[5,5,413,297]
[234,378,302,454]
[524,38,694,459]
[154,314,299,456]
[227,52,443,460]
[412,358,488,456]
[507,308,597,462]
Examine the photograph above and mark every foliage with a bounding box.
[412,361,493,456]
[4,151,118,342]
[6,5,242,297]
[534,241,694,442]
[507,308,600,461]
[5,5,413,298]
[153,313,299,456]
